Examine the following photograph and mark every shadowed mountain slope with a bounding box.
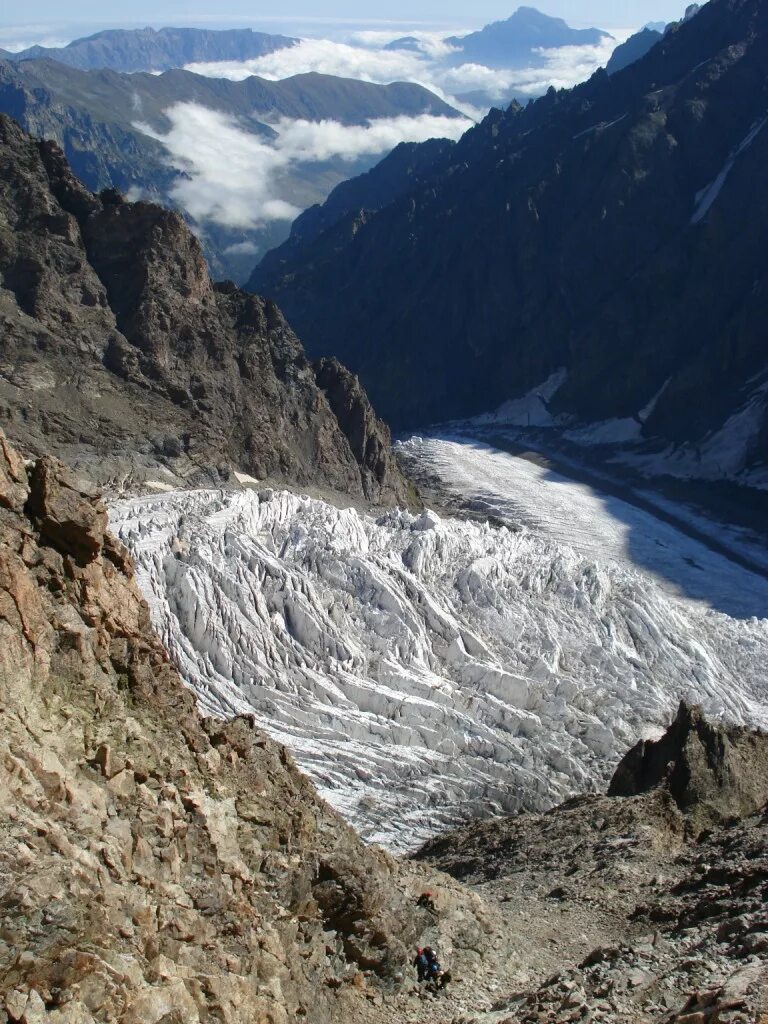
[606,27,664,74]
[249,0,768,482]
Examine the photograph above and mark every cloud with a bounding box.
[0,33,72,51]
[135,104,299,229]
[187,38,434,87]
[350,28,462,61]
[507,37,631,95]
[185,30,631,112]
[126,24,630,240]
[223,240,261,256]
[272,112,468,162]
[135,102,469,230]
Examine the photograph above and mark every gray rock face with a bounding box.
[314,357,420,505]
[0,114,414,506]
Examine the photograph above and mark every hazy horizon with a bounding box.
[0,2,693,42]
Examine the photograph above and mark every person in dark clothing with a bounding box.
[423,947,440,977]
[413,948,430,983]
[417,891,436,912]
[423,947,451,992]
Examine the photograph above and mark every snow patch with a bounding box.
[691,116,768,225]
[573,113,627,141]
[564,418,642,446]
[472,369,567,427]
[621,372,768,488]
[639,377,671,423]
[234,471,260,486]
[144,481,176,493]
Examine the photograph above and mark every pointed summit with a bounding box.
[446,6,611,68]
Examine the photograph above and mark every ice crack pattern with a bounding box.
[112,453,768,852]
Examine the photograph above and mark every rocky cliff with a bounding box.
[0,114,413,506]
[250,0,768,478]
[0,429,499,1024]
[609,701,768,827]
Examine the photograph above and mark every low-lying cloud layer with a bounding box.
[187,30,627,115]
[136,102,469,230]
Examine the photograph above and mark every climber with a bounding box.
[413,948,430,983]
[423,947,451,992]
[416,890,436,912]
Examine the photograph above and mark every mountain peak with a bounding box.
[510,5,573,27]
[446,6,611,69]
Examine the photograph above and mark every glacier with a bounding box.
[111,437,768,852]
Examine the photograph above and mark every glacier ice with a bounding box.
[111,440,768,852]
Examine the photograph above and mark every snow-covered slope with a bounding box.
[111,448,768,851]
[398,437,768,611]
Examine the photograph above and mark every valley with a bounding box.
[1,2,767,1022]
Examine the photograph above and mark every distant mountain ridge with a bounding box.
[3,26,297,73]
[0,57,461,281]
[606,27,664,75]
[607,5,704,76]
[249,0,768,484]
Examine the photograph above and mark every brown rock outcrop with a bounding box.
[418,705,768,1024]
[25,458,107,564]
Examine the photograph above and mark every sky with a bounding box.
[0,2,689,36]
